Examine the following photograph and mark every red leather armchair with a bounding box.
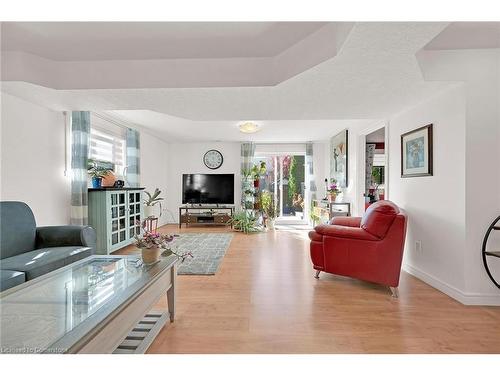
[309,200,407,295]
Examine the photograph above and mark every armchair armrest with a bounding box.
[314,224,378,241]
[36,225,97,252]
[329,216,362,227]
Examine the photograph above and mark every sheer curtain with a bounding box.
[306,142,317,224]
[241,142,255,173]
[70,111,90,225]
[306,142,317,195]
[240,142,256,207]
[126,128,141,187]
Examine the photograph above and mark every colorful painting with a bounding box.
[330,129,348,188]
[401,124,433,178]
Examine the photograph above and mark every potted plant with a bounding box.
[228,211,260,234]
[133,220,192,264]
[144,188,164,218]
[261,191,277,230]
[327,178,340,203]
[88,160,111,188]
[251,161,267,188]
[310,201,321,226]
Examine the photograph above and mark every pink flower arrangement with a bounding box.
[327,179,340,194]
[133,220,193,262]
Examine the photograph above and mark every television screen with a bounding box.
[182,174,234,204]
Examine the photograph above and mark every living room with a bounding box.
[1,0,499,372]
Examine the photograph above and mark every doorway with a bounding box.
[364,127,387,211]
[254,153,307,225]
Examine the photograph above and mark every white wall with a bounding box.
[0,93,70,225]
[389,85,468,296]
[166,142,241,223]
[0,93,171,229]
[418,49,500,304]
[140,131,170,226]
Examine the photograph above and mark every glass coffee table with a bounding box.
[0,255,178,354]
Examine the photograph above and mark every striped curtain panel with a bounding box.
[306,142,317,196]
[241,142,255,173]
[126,128,141,187]
[70,111,90,225]
[240,142,256,207]
[306,142,317,224]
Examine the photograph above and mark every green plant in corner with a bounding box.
[288,156,297,199]
[144,188,164,218]
[310,201,321,226]
[229,211,260,234]
[261,191,276,220]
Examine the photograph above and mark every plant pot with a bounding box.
[267,219,275,230]
[101,171,116,187]
[91,177,102,188]
[328,193,336,203]
[144,205,155,218]
[141,247,161,265]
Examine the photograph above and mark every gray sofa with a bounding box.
[0,201,97,292]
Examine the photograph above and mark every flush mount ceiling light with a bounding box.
[239,121,260,134]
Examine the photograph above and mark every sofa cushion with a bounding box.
[360,200,400,239]
[0,201,37,259]
[0,246,92,280]
[0,269,26,292]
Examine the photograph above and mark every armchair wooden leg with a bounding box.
[389,286,399,298]
[314,270,321,279]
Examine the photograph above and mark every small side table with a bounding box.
[144,216,159,234]
[329,202,351,218]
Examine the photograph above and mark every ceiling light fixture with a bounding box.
[239,121,260,134]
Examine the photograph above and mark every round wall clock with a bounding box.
[203,149,223,169]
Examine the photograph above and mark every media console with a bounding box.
[179,205,234,229]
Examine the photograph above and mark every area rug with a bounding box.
[172,233,234,275]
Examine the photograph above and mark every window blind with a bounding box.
[89,119,126,176]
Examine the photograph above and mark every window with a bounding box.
[89,124,126,176]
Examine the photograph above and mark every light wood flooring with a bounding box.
[119,225,500,354]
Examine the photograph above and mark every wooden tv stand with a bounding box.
[179,205,234,229]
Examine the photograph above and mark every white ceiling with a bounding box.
[2,22,497,143]
[105,110,376,143]
[1,22,327,60]
[424,22,500,50]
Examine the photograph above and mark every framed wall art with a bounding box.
[330,129,348,187]
[401,124,433,178]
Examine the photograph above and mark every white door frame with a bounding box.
[254,150,308,225]
[355,121,390,216]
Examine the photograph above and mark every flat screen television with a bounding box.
[182,174,234,205]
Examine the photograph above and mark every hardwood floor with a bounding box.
[119,225,500,354]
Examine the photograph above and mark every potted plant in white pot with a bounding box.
[143,188,163,218]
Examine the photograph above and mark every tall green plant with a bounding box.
[261,191,277,219]
[310,201,320,226]
[288,156,297,199]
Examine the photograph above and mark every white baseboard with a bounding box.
[403,264,500,306]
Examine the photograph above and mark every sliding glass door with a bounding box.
[254,153,307,225]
